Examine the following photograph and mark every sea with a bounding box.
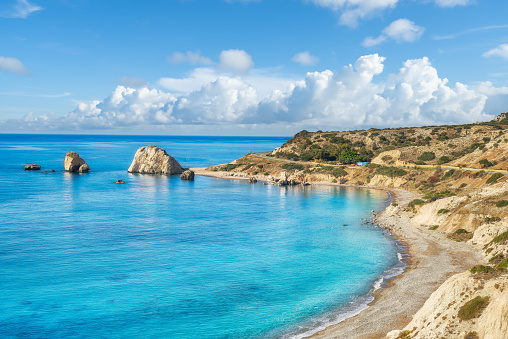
[0,134,405,339]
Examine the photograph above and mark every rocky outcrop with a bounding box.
[128,146,183,175]
[64,152,89,173]
[24,164,41,170]
[249,177,257,183]
[181,170,195,181]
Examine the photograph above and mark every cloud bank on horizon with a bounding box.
[10,53,508,133]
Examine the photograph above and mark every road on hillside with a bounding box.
[249,152,508,175]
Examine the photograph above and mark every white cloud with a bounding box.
[0,56,29,75]
[219,49,254,74]
[483,44,508,60]
[434,0,472,7]
[8,54,506,133]
[0,0,42,19]
[363,19,424,47]
[292,51,320,66]
[158,68,219,93]
[309,0,398,27]
[167,51,214,65]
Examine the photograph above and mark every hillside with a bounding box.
[205,112,508,339]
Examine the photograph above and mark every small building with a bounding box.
[356,162,369,167]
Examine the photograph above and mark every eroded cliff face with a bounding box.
[128,146,183,175]
[387,272,508,339]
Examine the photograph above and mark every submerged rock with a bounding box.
[24,164,41,171]
[64,152,89,173]
[128,146,183,175]
[181,170,195,181]
[249,177,257,183]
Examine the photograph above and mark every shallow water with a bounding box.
[0,134,399,338]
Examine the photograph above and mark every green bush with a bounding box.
[223,164,239,171]
[479,159,494,168]
[438,209,450,214]
[418,152,436,161]
[282,163,304,171]
[458,296,490,320]
[496,200,508,207]
[374,166,407,178]
[459,183,468,188]
[470,265,494,274]
[429,225,439,230]
[331,167,348,177]
[455,229,469,234]
[437,156,452,164]
[464,331,479,339]
[486,173,503,184]
[408,199,426,209]
[485,216,501,223]
[493,231,508,243]
[391,203,398,207]
[496,258,508,270]
[442,169,455,180]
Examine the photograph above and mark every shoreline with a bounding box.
[191,168,484,339]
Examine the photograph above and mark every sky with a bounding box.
[1,0,508,136]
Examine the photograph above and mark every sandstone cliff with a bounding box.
[128,146,183,175]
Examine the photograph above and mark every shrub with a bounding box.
[257,164,264,169]
[391,203,398,207]
[223,164,239,171]
[428,175,440,183]
[437,156,451,164]
[485,216,501,223]
[486,173,503,184]
[381,155,392,161]
[408,199,426,209]
[442,169,455,180]
[418,152,436,161]
[479,159,494,168]
[455,229,469,234]
[438,209,449,214]
[496,258,508,270]
[331,167,348,177]
[374,166,407,178]
[459,183,468,188]
[429,225,439,230]
[458,296,490,320]
[493,231,508,243]
[242,164,254,171]
[496,200,508,208]
[282,163,304,171]
[470,265,494,274]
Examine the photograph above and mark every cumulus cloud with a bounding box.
[310,0,398,27]
[292,51,320,66]
[8,54,506,133]
[363,19,424,47]
[0,56,29,74]
[167,51,214,65]
[219,49,254,74]
[0,0,42,19]
[483,44,508,60]
[434,0,472,7]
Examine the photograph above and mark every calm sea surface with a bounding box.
[0,134,400,339]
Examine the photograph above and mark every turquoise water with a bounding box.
[0,135,401,338]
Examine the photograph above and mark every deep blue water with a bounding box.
[0,134,400,339]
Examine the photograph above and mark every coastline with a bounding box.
[192,168,484,339]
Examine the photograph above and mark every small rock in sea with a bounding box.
[44,171,47,173]
[116,180,125,184]
[50,169,55,172]
[181,170,195,181]
[343,224,347,226]
[64,151,89,173]
[24,164,41,171]
[249,177,257,183]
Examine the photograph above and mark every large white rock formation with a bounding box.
[128,146,183,175]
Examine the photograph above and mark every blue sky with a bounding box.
[1,0,508,135]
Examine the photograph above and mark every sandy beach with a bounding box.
[192,169,484,339]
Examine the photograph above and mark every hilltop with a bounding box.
[202,112,508,339]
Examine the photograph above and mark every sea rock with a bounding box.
[249,177,257,183]
[24,164,41,171]
[128,146,183,175]
[64,152,89,173]
[181,170,195,181]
